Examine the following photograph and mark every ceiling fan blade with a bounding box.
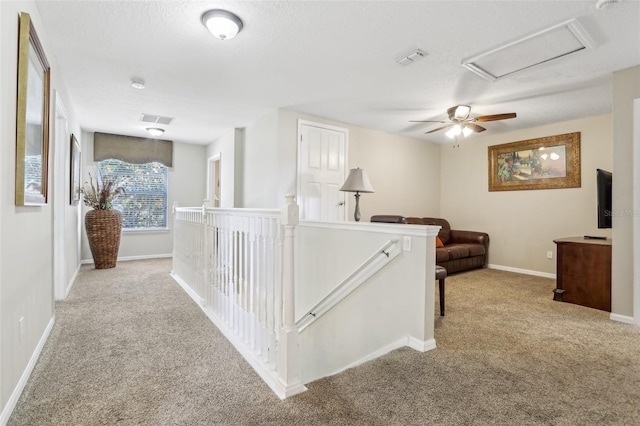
[425,124,453,134]
[465,122,486,133]
[475,113,517,122]
[409,120,447,123]
[447,106,457,121]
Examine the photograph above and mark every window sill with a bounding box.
[122,227,169,234]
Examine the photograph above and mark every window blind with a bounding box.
[94,132,173,167]
[99,159,168,229]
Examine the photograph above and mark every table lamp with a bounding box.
[340,168,374,222]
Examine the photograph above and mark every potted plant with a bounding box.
[80,173,125,269]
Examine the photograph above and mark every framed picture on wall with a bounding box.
[488,132,581,191]
[15,12,51,206]
[70,134,81,205]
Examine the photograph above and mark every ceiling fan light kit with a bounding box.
[451,105,471,120]
[412,105,517,138]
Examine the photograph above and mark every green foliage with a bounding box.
[80,172,125,210]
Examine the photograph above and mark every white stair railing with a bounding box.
[171,195,305,399]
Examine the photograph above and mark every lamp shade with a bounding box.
[340,168,374,193]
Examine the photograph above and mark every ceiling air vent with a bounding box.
[461,18,596,81]
[396,49,428,66]
[140,114,174,125]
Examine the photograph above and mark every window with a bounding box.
[98,159,168,229]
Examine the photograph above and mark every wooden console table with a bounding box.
[553,237,611,312]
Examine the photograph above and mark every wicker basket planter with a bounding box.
[85,209,122,269]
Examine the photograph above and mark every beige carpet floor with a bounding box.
[8,258,640,425]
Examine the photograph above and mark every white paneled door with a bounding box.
[297,121,348,221]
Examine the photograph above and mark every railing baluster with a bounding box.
[172,196,303,398]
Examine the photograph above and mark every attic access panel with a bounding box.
[462,19,596,81]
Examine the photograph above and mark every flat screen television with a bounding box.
[596,169,612,229]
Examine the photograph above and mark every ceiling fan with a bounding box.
[410,105,516,138]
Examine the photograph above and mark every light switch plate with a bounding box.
[403,236,412,252]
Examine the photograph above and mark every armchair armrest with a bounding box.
[449,230,489,249]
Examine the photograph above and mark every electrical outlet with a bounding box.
[403,236,412,252]
[19,317,24,341]
[547,251,553,259]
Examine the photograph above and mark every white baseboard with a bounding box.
[0,316,55,425]
[64,264,81,299]
[330,335,437,380]
[170,272,305,399]
[170,273,205,307]
[81,253,172,264]
[488,264,555,279]
[407,336,437,352]
[610,313,636,325]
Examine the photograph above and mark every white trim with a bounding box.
[328,336,436,379]
[297,119,349,222]
[488,264,555,279]
[633,98,640,326]
[0,317,55,425]
[171,273,306,399]
[170,272,205,307]
[610,313,635,325]
[81,253,173,264]
[64,264,81,299]
[298,119,350,134]
[407,336,437,352]
[300,220,440,237]
[122,227,169,234]
[53,93,68,300]
[206,153,221,208]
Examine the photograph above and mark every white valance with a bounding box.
[94,132,173,167]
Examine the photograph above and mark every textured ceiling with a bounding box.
[34,0,640,145]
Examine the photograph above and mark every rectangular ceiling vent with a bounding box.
[396,49,428,66]
[140,114,174,125]
[461,18,596,81]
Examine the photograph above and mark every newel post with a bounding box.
[281,194,298,328]
[171,202,179,276]
[201,200,210,305]
[277,194,306,397]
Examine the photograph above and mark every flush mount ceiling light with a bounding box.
[201,9,243,40]
[146,127,164,137]
[131,79,145,89]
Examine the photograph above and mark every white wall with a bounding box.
[1,1,81,419]
[296,222,437,384]
[81,132,207,261]
[440,114,613,276]
[612,65,640,318]
[235,108,441,218]
[56,97,82,296]
[240,109,280,208]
